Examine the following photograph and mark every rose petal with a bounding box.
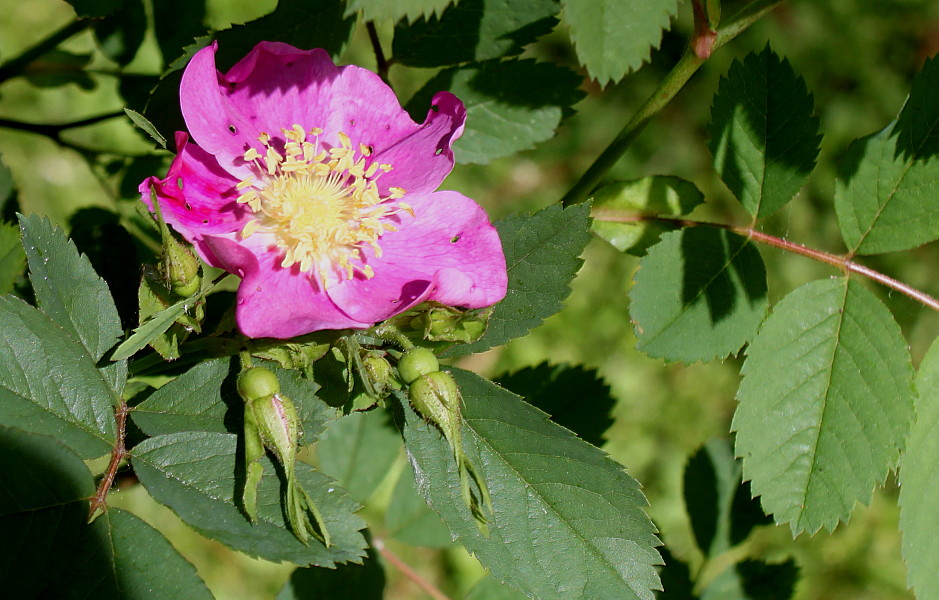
[326,190,507,323]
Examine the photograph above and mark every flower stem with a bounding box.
[560,0,786,207]
[373,537,452,600]
[593,210,939,311]
[366,22,391,84]
[0,19,91,85]
[88,397,130,522]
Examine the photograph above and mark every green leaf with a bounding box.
[899,336,939,598]
[316,410,401,503]
[385,468,454,547]
[467,574,532,600]
[630,228,768,363]
[562,0,679,86]
[834,57,939,254]
[125,108,168,148]
[709,46,821,218]
[0,222,25,295]
[23,49,95,90]
[393,0,560,67]
[133,431,367,566]
[407,59,584,165]
[93,0,148,66]
[401,369,662,600]
[19,214,122,362]
[0,296,116,459]
[733,278,914,535]
[277,545,385,599]
[700,559,799,600]
[346,0,455,23]
[0,155,16,216]
[656,547,697,600]
[443,203,592,358]
[496,362,614,447]
[590,177,705,256]
[0,426,211,599]
[132,358,336,445]
[65,0,121,18]
[152,0,207,65]
[684,439,739,557]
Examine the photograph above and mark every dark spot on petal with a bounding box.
[385,124,391,130]
[367,145,374,154]
[431,104,439,112]
[228,124,237,134]
[350,119,356,126]
[391,299,398,304]
[285,61,295,67]
[202,219,209,224]
[435,148,443,156]
[184,202,192,210]
[256,286,262,292]
[450,235,460,243]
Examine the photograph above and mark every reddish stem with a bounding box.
[592,211,939,311]
[691,0,718,58]
[373,537,452,600]
[88,398,129,521]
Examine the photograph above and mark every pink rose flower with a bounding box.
[140,41,507,339]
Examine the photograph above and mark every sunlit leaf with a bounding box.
[316,410,401,503]
[345,0,455,22]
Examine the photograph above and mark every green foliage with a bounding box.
[709,46,821,218]
[834,56,939,255]
[345,0,455,23]
[630,228,768,363]
[467,575,532,599]
[496,362,615,447]
[700,559,799,600]
[899,337,939,598]
[152,0,207,65]
[384,468,454,547]
[562,0,679,86]
[316,410,401,503]
[93,0,148,66]
[407,59,585,165]
[23,49,95,89]
[0,222,25,295]
[401,369,662,600]
[590,176,705,256]
[277,546,385,599]
[64,0,121,18]
[443,203,592,357]
[133,431,367,565]
[0,426,210,599]
[125,108,167,148]
[392,0,560,67]
[733,278,915,535]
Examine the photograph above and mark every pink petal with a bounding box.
[201,235,371,338]
[139,132,249,247]
[326,190,507,324]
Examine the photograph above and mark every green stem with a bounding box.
[561,0,786,207]
[366,22,391,84]
[0,19,91,84]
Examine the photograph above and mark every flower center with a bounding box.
[235,124,410,287]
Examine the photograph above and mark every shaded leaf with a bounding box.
[132,358,335,445]
[64,0,121,18]
[393,0,559,67]
[93,0,148,66]
[19,214,122,362]
[277,545,385,599]
[0,222,25,296]
[133,431,367,566]
[630,228,768,363]
[111,295,193,360]
[496,362,614,447]
[899,336,939,598]
[733,278,914,535]
[591,176,705,256]
[683,439,738,557]
[0,155,14,214]
[656,547,697,599]
[0,426,211,599]
[152,0,207,66]
[346,0,455,23]
[709,46,821,218]
[443,203,591,358]
[407,59,584,165]
[0,296,116,459]
[385,468,454,548]
[317,410,401,503]
[563,0,679,86]
[401,369,662,600]
[23,49,95,90]
[700,558,799,600]
[834,56,939,254]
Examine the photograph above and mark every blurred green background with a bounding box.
[2,0,938,598]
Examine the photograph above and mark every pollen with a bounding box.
[235,125,410,287]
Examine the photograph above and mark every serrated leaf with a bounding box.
[709,46,821,218]
[19,214,122,362]
[407,59,584,165]
[401,369,662,600]
[111,296,192,361]
[0,426,211,599]
[93,0,148,66]
[656,547,697,600]
[0,296,116,459]
[277,545,385,599]
[590,177,705,256]
[467,574,532,600]
[64,0,121,17]
[0,222,25,295]
[496,362,614,447]
[899,336,939,598]
[133,431,367,566]
[700,559,799,600]
[385,468,454,547]
[393,0,560,67]
[152,0,207,66]
[630,228,768,363]
[684,439,738,557]
[835,57,939,254]
[133,358,336,444]
[443,203,591,358]
[562,0,679,86]
[346,0,455,23]
[733,278,914,535]
[317,410,401,503]
[125,108,167,148]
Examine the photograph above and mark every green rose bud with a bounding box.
[397,347,439,384]
[237,367,281,401]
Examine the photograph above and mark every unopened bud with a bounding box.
[408,370,460,438]
[253,392,301,466]
[397,347,439,384]
[237,367,281,401]
[363,354,398,396]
